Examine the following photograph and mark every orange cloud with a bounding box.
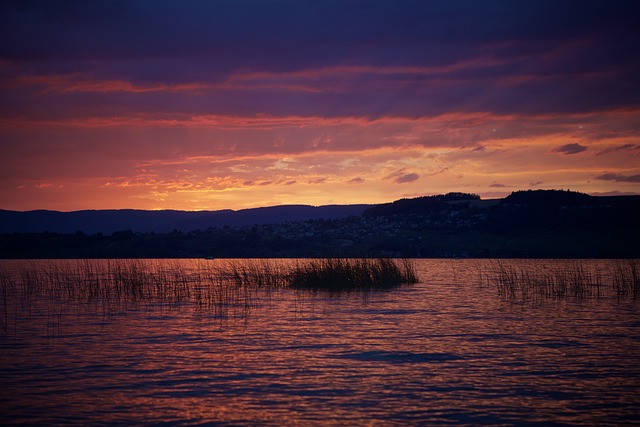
[1,109,639,210]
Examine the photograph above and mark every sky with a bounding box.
[1,0,639,211]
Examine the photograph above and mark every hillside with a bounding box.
[364,190,640,232]
[1,190,639,258]
[0,204,371,235]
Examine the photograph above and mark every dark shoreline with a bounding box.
[2,190,639,259]
[1,228,637,259]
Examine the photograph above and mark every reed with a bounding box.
[0,266,12,332]
[289,258,418,292]
[611,259,640,299]
[0,257,419,325]
[3,258,639,332]
[485,259,640,302]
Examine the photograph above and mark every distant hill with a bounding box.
[0,204,371,235]
[363,192,481,217]
[502,189,594,206]
[2,190,639,258]
[3,190,639,236]
[362,189,640,232]
[486,189,640,232]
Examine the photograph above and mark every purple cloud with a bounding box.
[552,143,587,155]
[347,177,364,184]
[384,169,420,184]
[596,144,640,156]
[1,1,638,119]
[595,173,640,183]
[395,173,420,183]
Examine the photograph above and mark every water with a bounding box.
[1,259,639,426]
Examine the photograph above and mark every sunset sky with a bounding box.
[1,0,639,211]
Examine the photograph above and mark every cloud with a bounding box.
[489,183,508,188]
[34,182,54,189]
[529,181,543,186]
[596,144,640,156]
[2,2,640,211]
[395,173,419,184]
[590,191,640,196]
[551,143,587,155]
[425,167,448,177]
[595,173,640,183]
[384,169,420,184]
[2,1,639,119]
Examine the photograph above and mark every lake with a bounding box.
[1,258,639,426]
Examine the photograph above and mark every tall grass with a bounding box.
[611,259,640,299]
[290,258,418,292]
[6,257,637,330]
[485,259,640,303]
[0,258,419,330]
[0,266,12,332]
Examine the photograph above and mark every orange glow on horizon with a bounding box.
[2,80,639,211]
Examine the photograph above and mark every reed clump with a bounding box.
[289,258,418,292]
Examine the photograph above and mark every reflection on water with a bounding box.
[1,259,639,426]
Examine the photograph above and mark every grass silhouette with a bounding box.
[290,258,418,291]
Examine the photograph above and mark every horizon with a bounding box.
[2,1,640,211]
[2,188,638,214]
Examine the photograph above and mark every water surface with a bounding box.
[1,259,639,426]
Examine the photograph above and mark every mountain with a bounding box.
[0,204,371,235]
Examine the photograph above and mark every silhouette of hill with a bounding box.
[486,189,640,232]
[363,190,640,232]
[363,192,480,217]
[1,190,639,258]
[0,204,371,235]
[502,189,591,205]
